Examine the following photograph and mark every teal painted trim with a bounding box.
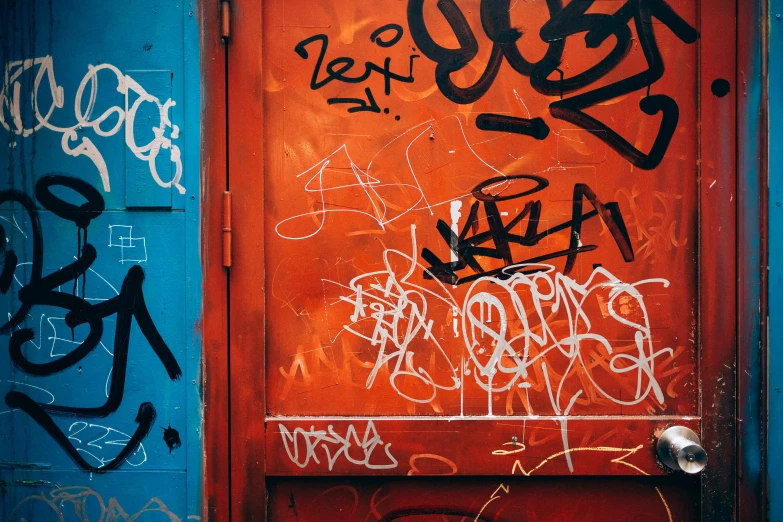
[182,0,204,518]
[769,1,783,519]
[739,4,765,513]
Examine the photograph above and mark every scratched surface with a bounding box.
[265,0,698,419]
[259,0,716,517]
[0,1,202,520]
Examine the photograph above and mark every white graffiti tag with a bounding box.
[325,226,673,417]
[276,116,509,240]
[323,225,461,404]
[0,56,183,193]
[462,263,672,416]
[67,422,148,469]
[279,420,398,471]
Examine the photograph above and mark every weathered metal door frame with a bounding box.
[199,0,768,519]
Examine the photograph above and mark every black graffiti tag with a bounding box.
[295,24,419,114]
[0,174,181,473]
[407,0,698,169]
[421,175,635,285]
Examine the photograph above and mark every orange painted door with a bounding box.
[224,0,739,519]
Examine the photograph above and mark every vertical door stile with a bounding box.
[699,0,739,518]
[227,0,268,519]
[202,0,231,518]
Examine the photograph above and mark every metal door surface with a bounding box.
[211,0,745,519]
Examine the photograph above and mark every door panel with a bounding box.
[226,0,739,519]
[264,0,700,421]
[266,417,699,476]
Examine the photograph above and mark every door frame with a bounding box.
[200,0,768,520]
[200,0,231,519]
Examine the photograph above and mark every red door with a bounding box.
[207,0,744,519]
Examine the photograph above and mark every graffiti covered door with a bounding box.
[223,0,739,519]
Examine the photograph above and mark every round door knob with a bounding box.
[656,426,708,474]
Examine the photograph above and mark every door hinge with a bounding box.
[220,0,231,40]
[223,191,232,268]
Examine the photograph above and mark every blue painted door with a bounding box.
[0,2,202,520]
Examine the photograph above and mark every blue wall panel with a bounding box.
[0,1,202,520]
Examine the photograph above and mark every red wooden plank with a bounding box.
[698,0,739,519]
[265,417,698,477]
[228,0,267,520]
[200,0,230,520]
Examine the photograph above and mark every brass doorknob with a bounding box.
[656,426,708,474]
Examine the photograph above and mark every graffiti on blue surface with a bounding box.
[0,173,181,473]
[5,486,198,521]
[0,57,184,193]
